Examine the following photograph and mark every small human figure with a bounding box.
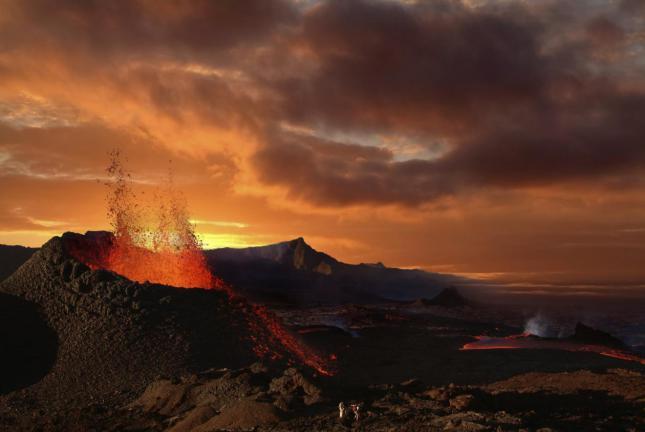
[350,403,361,422]
[338,401,352,426]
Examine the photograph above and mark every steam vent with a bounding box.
[0,231,320,406]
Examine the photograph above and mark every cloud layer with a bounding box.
[1,0,645,282]
[2,0,644,206]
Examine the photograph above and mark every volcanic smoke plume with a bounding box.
[68,151,333,375]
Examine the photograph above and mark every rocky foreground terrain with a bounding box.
[2,363,643,431]
[1,233,644,431]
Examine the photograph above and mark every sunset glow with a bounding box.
[2,3,645,429]
[1,0,645,291]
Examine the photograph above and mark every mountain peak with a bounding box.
[288,237,310,251]
[287,237,334,273]
[206,237,336,274]
[413,286,469,308]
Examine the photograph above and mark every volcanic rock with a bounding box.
[0,244,37,281]
[424,387,450,401]
[0,292,57,394]
[269,367,324,406]
[431,411,486,429]
[0,233,263,408]
[168,405,218,432]
[131,364,324,431]
[193,399,282,431]
[486,369,645,401]
[449,394,475,411]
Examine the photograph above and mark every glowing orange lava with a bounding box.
[252,305,334,375]
[97,150,219,289]
[67,150,334,376]
[461,334,645,365]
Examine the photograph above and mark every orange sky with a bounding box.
[1,0,645,287]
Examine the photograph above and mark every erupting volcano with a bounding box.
[66,151,333,376]
[68,151,219,290]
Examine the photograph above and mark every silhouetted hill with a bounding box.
[411,286,470,308]
[206,238,462,306]
[208,237,338,275]
[569,322,626,349]
[0,245,38,281]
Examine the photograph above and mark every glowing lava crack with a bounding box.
[461,333,645,365]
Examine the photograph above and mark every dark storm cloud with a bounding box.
[280,0,552,133]
[444,88,645,187]
[586,16,625,47]
[620,0,645,13]
[253,131,452,206]
[117,66,265,131]
[2,0,644,207]
[1,0,297,62]
[253,0,645,206]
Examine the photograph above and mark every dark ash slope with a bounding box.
[0,233,259,408]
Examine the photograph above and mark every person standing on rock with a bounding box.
[350,403,361,422]
[338,402,352,426]
[339,401,364,426]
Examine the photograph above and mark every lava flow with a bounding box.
[461,334,645,365]
[67,151,334,376]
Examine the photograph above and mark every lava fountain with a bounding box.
[67,150,334,376]
[90,151,218,289]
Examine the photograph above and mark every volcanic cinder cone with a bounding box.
[0,232,263,407]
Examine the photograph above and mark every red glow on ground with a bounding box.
[597,350,645,364]
[252,305,335,376]
[461,334,645,365]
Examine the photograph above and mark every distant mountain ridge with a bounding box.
[0,235,463,306]
[208,237,338,275]
[206,237,463,306]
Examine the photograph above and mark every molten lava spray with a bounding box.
[101,152,217,289]
[70,150,334,376]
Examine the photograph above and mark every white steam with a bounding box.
[524,313,569,338]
